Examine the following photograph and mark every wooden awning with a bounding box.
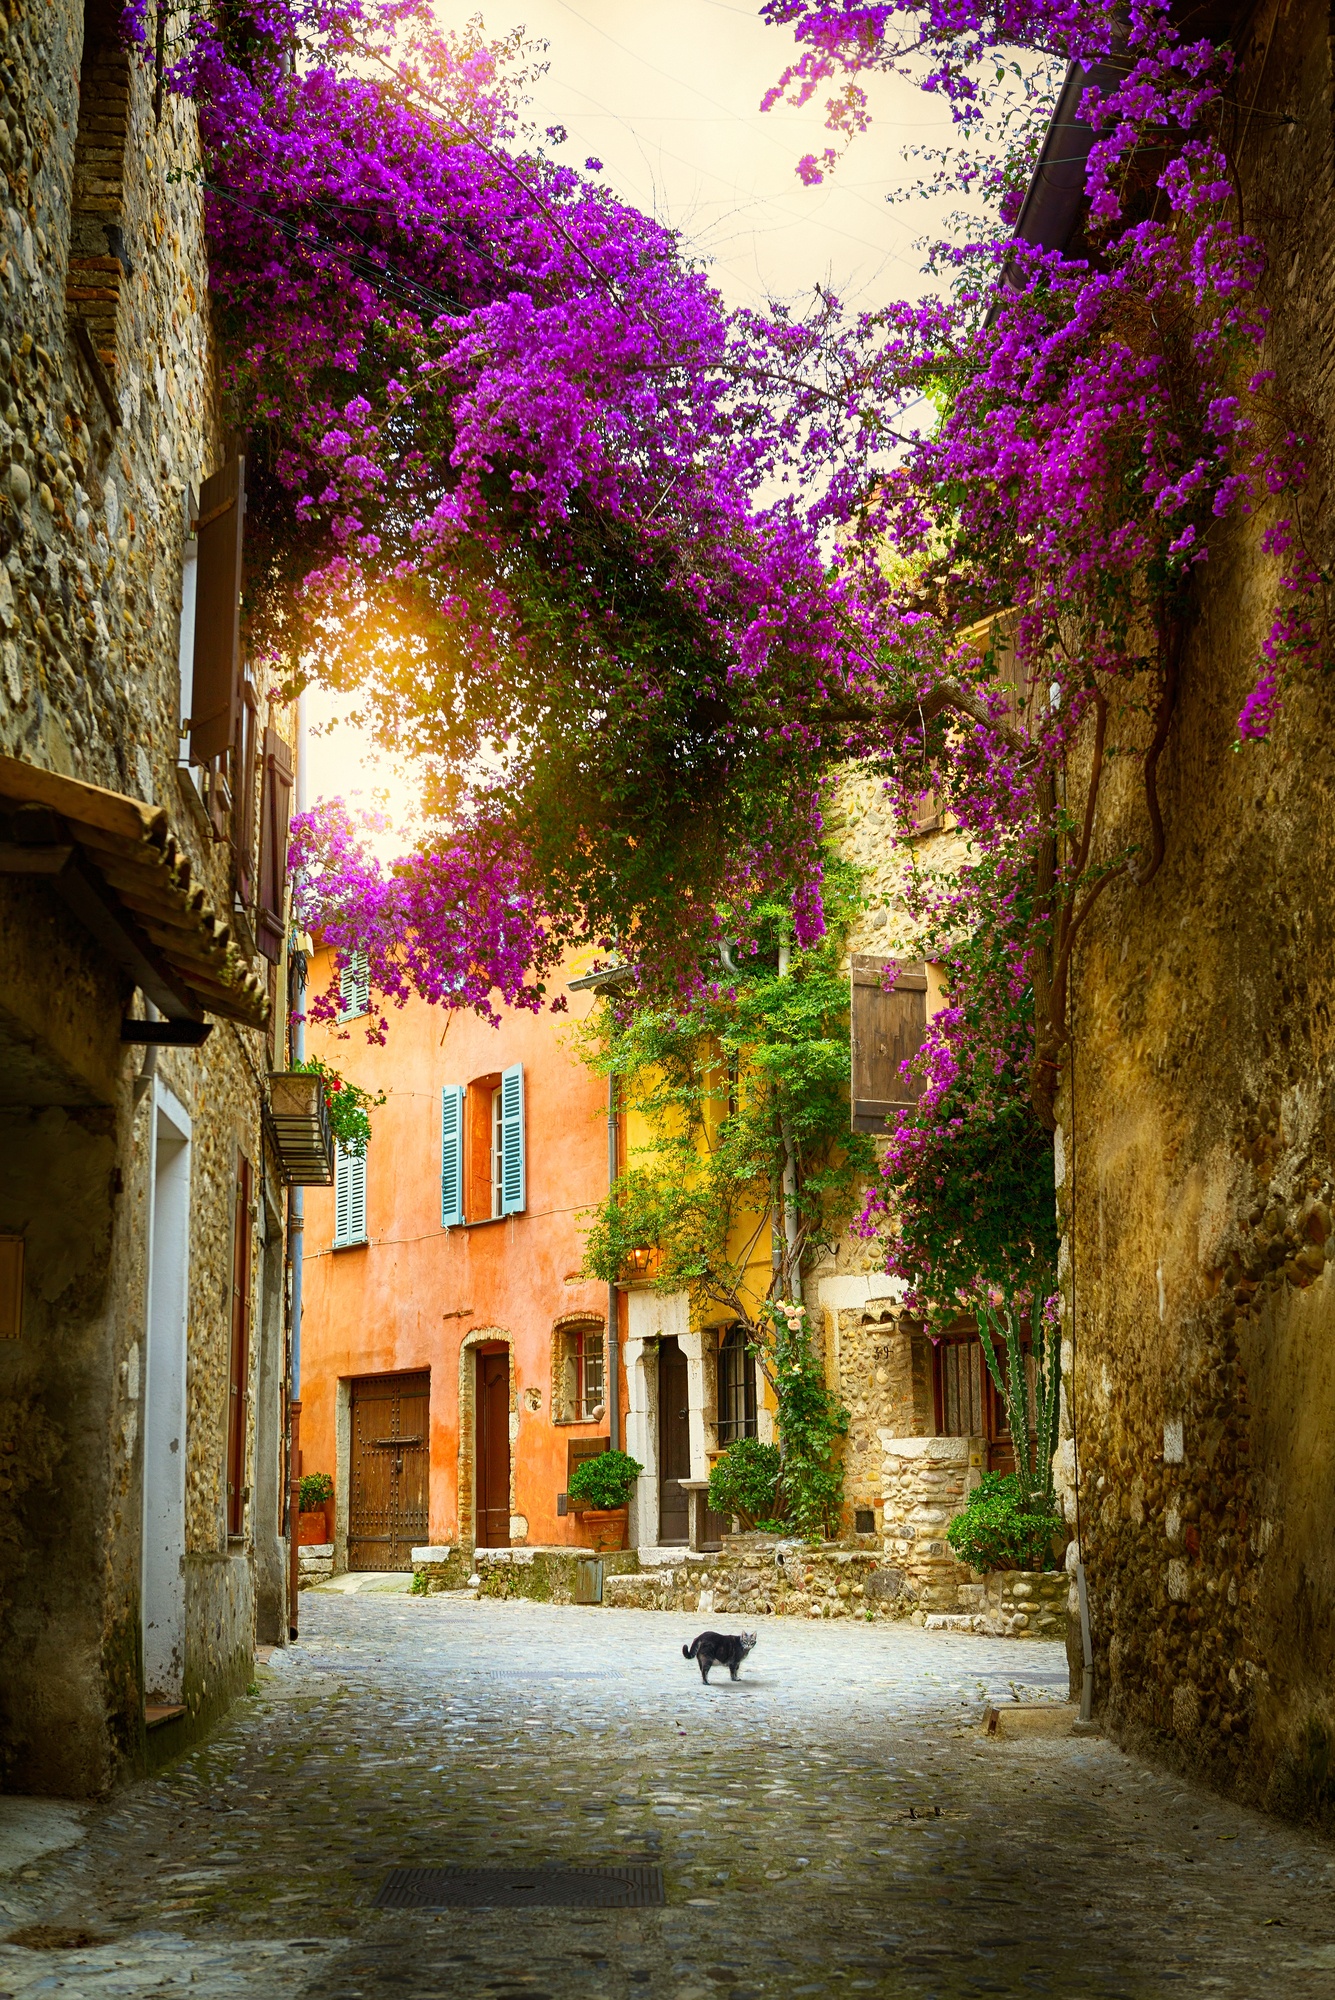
[0,754,269,1038]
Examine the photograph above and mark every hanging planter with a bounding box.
[265,1070,334,1185]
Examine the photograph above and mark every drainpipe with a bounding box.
[1076,1558,1094,1723]
[776,942,799,1300]
[286,690,308,1640]
[607,1074,619,1451]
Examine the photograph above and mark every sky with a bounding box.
[304,0,959,818]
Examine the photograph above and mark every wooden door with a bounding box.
[658,1337,690,1544]
[348,1372,430,1570]
[475,1350,511,1548]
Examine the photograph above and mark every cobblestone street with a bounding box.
[2,1590,1333,1999]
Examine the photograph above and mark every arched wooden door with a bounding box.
[348,1371,430,1571]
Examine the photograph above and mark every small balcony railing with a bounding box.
[265,1070,335,1185]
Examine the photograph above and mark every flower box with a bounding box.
[266,1071,335,1185]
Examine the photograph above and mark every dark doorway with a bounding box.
[658,1337,691,1545]
[348,1371,430,1570]
[476,1349,512,1548]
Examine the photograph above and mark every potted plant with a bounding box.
[566,1449,643,1553]
[298,1471,335,1546]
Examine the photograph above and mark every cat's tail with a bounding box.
[682,1640,698,1659]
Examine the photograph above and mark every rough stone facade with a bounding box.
[881,1434,981,1610]
[1050,0,1335,1827]
[0,0,296,1794]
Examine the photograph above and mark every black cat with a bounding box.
[682,1630,756,1683]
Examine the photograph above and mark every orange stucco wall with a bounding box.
[299,950,613,1550]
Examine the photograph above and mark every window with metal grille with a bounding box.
[717,1324,757,1444]
[556,1323,606,1423]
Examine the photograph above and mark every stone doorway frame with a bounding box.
[624,1290,713,1548]
[457,1327,518,1550]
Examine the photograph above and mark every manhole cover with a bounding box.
[374,1864,664,1909]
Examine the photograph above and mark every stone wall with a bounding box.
[0,0,294,1793]
[409,1537,1061,1638]
[1052,0,1335,1826]
[881,1433,981,1611]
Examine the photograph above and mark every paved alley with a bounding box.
[1,1592,1333,2000]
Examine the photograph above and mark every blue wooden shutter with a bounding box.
[500,1063,525,1215]
[441,1085,464,1228]
[334,1144,366,1246]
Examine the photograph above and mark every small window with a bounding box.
[555,1323,606,1423]
[717,1324,757,1444]
[0,1234,23,1340]
[339,950,371,1020]
[854,1508,876,1535]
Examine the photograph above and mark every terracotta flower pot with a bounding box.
[298,1510,331,1547]
[581,1507,629,1554]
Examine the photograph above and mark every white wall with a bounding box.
[142,1084,190,1703]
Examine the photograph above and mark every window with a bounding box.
[717,1324,757,1444]
[932,1321,1036,1475]
[0,1234,23,1340]
[555,1323,606,1423]
[333,1142,368,1248]
[850,955,928,1135]
[66,10,132,375]
[339,950,371,1020]
[935,1334,986,1438]
[445,1064,526,1225]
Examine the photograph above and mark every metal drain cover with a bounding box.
[375,1864,664,1909]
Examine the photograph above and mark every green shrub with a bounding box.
[566,1448,643,1510]
[292,1055,386,1159]
[299,1471,334,1513]
[708,1437,783,1528]
[945,1472,1065,1573]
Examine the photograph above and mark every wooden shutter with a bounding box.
[499,1062,525,1215]
[339,951,370,1019]
[256,727,294,964]
[189,456,245,766]
[334,1143,367,1246]
[850,956,928,1133]
[441,1085,464,1228]
[233,671,259,907]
